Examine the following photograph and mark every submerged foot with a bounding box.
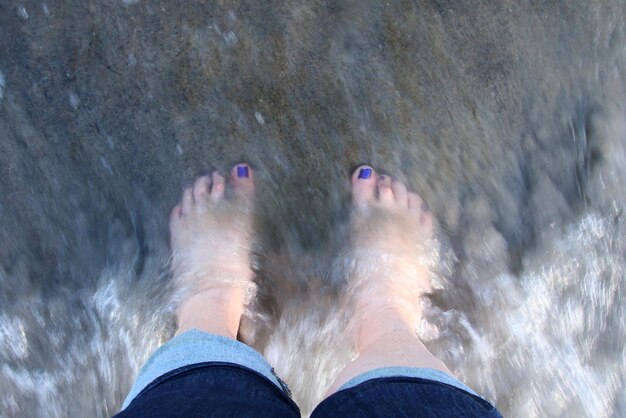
[169,163,255,338]
[348,165,435,347]
[324,165,448,397]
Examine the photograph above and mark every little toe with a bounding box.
[391,179,408,207]
[377,175,395,205]
[193,175,212,208]
[351,165,377,207]
[182,187,193,215]
[420,211,434,236]
[170,204,182,225]
[231,163,255,199]
[210,171,225,202]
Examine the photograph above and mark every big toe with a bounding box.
[231,163,255,200]
[351,165,377,208]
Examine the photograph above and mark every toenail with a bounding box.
[237,165,249,178]
[358,168,372,179]
[379,175,385,180]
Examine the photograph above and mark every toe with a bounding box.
[231,163,255,199]
[407,192,424,214]
[193,175,212,208]
[210,171,225,202]
[170,204,182,225]
[420,211,434,236]
[182,187,193,215]
[351,165,377,207]
[391,179,408,207]
[377,175,395,205]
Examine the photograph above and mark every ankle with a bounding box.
[176,287,246,339]
[353,307,419,352]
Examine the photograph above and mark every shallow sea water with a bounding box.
[0,1,624,417]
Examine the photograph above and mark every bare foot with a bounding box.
[326,165,449,396]
[348,165,435,345]
[169,163,255,339]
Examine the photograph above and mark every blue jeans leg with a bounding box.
[115,330,299,418]
[311,370,502,418]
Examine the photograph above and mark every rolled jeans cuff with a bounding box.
[122,329,284,410]
[338,366,481,398]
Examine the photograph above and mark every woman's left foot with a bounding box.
[347,165,434,348]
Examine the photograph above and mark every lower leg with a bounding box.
[327,307,449,395]
[175,286,247,338]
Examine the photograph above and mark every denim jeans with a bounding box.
[114,330,502,417]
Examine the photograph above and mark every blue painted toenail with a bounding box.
[237,165,249,178]
[358,168,372,179]
[379,175,385,180]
